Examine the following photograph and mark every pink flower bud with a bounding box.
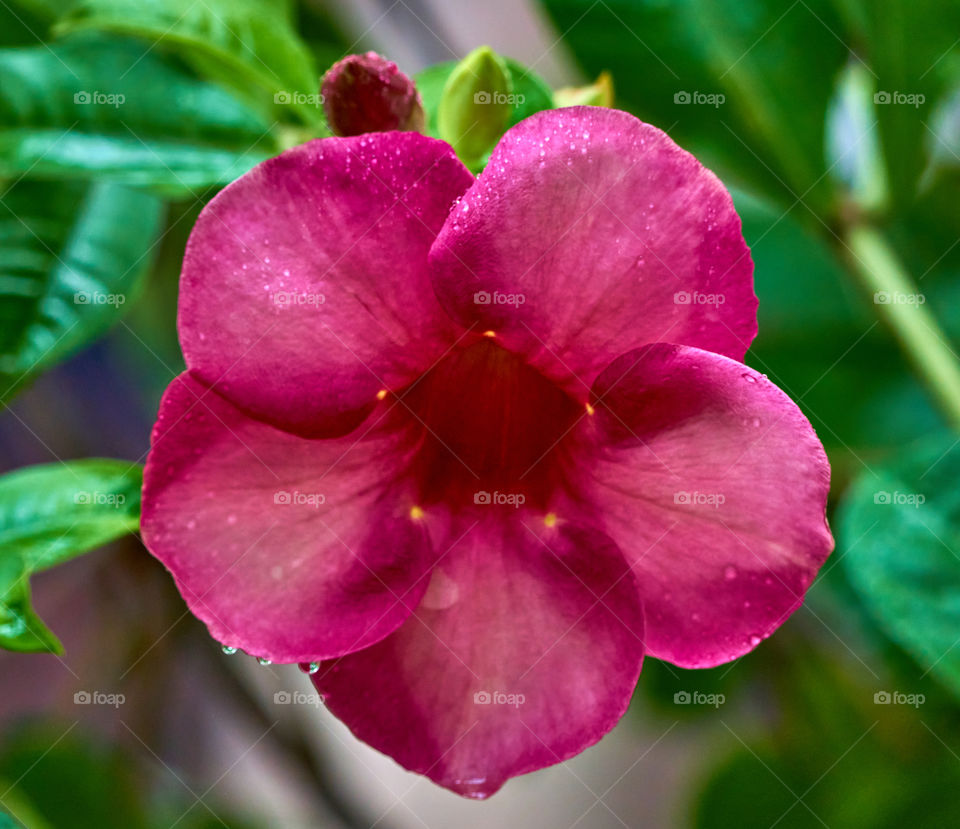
[321,51,425,136]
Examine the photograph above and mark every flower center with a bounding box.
[401,336,583,511]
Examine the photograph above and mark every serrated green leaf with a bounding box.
[0,178,163,403]
[0,460,142,654]
[55,0,321,125]
[0,34,276,193]
[839,435,960,696]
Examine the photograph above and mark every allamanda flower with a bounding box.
[142,106,833,798]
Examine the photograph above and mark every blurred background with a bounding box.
[2,0,960,826]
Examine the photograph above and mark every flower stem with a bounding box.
[844,223,960,432]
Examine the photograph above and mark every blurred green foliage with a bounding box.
[0,0,959,825]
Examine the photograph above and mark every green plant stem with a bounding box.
[845,223,960,432]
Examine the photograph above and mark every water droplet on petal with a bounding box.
[749,635,762,647]
[257,656,272,666]
[742,373,757,383]
[221,645,238,655]
[454,778,490,799]
[724,565,738,581]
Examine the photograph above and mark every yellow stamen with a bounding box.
[376,389,388,400]
[410,505,425,520]
[482,330,496,338]
[544,512,557,528]
[585,402,595,416]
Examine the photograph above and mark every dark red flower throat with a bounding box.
[403,335,583,511]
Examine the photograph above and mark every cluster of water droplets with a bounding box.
[220,644,320,674]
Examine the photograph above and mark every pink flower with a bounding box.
[321,51,424,137]
[141,107,832,798]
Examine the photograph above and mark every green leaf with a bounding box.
[0,460,142,654]
[0,561,62,653]
[541,0,848,212]
[55,0,320,125]
[0,178,163,403]
[417,56,555,142]
[839,434,960,696]
[0,34,276,193]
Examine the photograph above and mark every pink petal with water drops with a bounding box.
[429,107,757,398]
[179,132,473,438]
[141,373,434,664]
[586,343,832,667]
[313,516,645,798]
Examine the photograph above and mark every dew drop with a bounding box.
[741,373,757,383]
[748,635,762,647]
[221,645,238,655]
[453,777,491,799]
[723,565,738,581]
[257,656,272,666]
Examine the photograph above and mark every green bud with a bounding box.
[554,72,614,108]
[437,46,512,168]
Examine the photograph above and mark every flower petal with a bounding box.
[141,373,433,663]
[312,516,644,798]
[179,132,473,438]
[587,344,832,668]
[429,107,757,396]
